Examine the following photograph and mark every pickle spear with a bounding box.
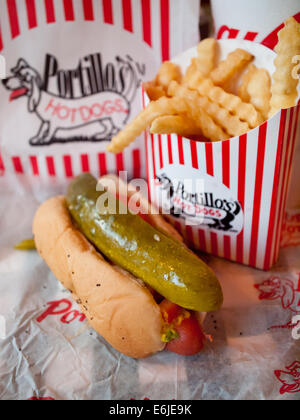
[66,174,223,312]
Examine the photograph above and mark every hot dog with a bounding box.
[33,174,223,358]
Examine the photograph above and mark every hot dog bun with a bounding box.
[33,196,165,358]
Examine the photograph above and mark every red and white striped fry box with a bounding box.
[0,0,200,188]
[211,0,300,50]
[211,0,300,214]
[143,39,300,271]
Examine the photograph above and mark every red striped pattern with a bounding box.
[7,0,20,38]
[81,154,90,172]
[45,0,55,23]
[63,0,75,21]
[29,156,39,176]
[141,0,152,46]
[98,153,107,176]
[46,156,56,176]
[83,0,94,21]
[205,143,214,176]
[63,155,73,178]
[236,133,247,264]
[198,229,206,253]
[116,153,124,174]
[132,149,141,179]
[160,0,170,61]
[222,140,231,258]
[190,140,198,169]
[186,225,195,249]
[249,122,267,267]
[0,152,4,174]
[25,0,38,29]
[264,110,288,268]
[158,135,163,169]
[167,135,173,164]
[12,156,23,173]
[122,0,133,32]
[102,0,114,24]
[0,25,3,51]
[177,136,184,164]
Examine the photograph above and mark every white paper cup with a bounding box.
[142,39,300,270]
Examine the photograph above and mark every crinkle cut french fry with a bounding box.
[239,64,271,120]
[150,115,203,137]
[155,61,182,90]
[168,81,249,137]
[187,73,263,128]
[270,17,300,117]
[167,82,228,142]
[143,81,166,101]
[196,38,218,77]
[107,97,187,153]
[210,48,253,86]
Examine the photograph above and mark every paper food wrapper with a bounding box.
[211,0,300,245]
[0,0,200,186]
[0,2,300,401]
[143,39,300,271]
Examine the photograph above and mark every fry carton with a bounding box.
[143,39,300,270]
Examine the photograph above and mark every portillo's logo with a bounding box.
[2,53,144,146]
[156,173,243,231]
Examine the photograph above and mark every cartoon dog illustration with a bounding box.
[274,361,300,395]
[2,59,131,146]
[255,276,300,314]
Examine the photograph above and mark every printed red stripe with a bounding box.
[98,153,107,176]
[158,135,163,169]
[275,106,300,261]
[133,149,141,178]
[186,226,195,249]
[178,136,184,165]
[25,0,38,29]
[205,142,214,176]
[273,109,294,262]
[145,132,151,202]
[102,0,113,24]
[222,140,230,188]
[7,0,20,38]
[263,110,287,269]
[190,140,198,169]
[160,0,170,61]
[198,229,207,253]
[122,0,133,32]
[244,32,258,41]
[297,274,300,292]
[83,0,94,21]
[63,155,73,178]
[141,0,152,46]
[0,152,4,174]
[44,0,55,23]
[0,26,3,51]
[210,232,218,256]
[224,236,231,259]
[116,153,124,174]
[81,154,90,172]
[236,133,247,264]
[151,134,158,207]
[12,156,23,174]
[261,12,300,50]
[249,122,267,267]
[167,134,173,164]
[46,156,56,176]
[63,0,75,21]
[30,156,39,176]
[174,221,182,235]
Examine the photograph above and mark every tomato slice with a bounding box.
[166,315,205,356]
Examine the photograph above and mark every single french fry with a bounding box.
[187,73,263,128]
[150,115,203,137]
[107,96,187,153]
[239,64,271,120]
[210,48,253,87]
[183,58,199,85]
[143,81,166,101]
[168,81,249,137]
[196,38,218,77]
[167,82,228,141]
[269,17,300,117]
[155,61,182,90]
